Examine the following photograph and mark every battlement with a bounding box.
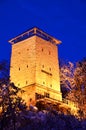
[9,27,61,45]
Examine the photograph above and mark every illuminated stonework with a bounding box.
[9,27,78,115]
[9,27,62,105]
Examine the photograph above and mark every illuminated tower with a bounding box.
[9,27,62,105]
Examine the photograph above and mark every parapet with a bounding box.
[9,27,62,45]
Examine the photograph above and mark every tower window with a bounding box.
[42,65,44,68]
[42,48,43,52]
[44,92,50,98]
[49,68,51,71]
[27,65,28,68]
[26,81,28,84]
[50,84,52,87]
[35,93,44,100]
[30,98,32,102]
[43,82,45,85]
[19,68,20,71]
[49,51,51,55]
[18,83,20,86]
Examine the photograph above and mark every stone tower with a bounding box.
[9,27,62,105]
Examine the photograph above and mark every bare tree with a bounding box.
[60,58,86,118]
[59,60,75,98]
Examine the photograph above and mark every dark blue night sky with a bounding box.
[0,0,86,63]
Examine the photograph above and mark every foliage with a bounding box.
[60,58,86,118]
[18,109,85,130]
[0,58,86,129]
[72,58,86,118]
[0,82,27,130]
[74,58,86,101]
[59,60,75,98]
[0,60,9,81]
[0,60,27,129]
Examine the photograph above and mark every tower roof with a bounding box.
[9,27,62,45]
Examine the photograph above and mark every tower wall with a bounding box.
[35,36,61,92]
[10,28,62,105]
[35,37,62,101]
[10,36,36,88]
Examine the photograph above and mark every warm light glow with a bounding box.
[9,27,78,115]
